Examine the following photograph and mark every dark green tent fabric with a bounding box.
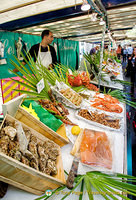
[22,100,63,132]
[0,31,41,79]
[53,38,79,70]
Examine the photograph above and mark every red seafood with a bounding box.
[79,71,90,85]
[67,72,99,92]
[104,104,123,113]
[67,74,82,87]
[90,94,122,113]
[103,94,119,104]
[85,83,99,92]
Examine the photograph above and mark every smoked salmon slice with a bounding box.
[80,129,112,169]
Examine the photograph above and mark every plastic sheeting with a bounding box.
[22,99,63,132]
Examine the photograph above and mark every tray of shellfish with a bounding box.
[0,114,66,195]
[51,81,83,109]
[75,108,123,132]
[83,92,124,118]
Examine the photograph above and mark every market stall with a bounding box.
[1,84,127,200]
[1,53,134,199]
[0,0,136,200]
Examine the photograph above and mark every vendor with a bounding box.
[90,46,99,55]
[13,30,57,72]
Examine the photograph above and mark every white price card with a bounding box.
[36,78,44,93]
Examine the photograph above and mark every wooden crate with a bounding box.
[15,106,69,147]
[0,114,66,195]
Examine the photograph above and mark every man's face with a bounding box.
[45,32,54,44]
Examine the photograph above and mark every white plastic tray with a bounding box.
[75,110,123,132]
[83,99,124,119]
[51,81,83,109]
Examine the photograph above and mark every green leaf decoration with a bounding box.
[34,170,136,200]
[10,57,37,84]
[84,176,94,200]
[10,53,51,100]
[14,89,49,99]
[61,176,84,200]
[79,179,84,200]
[112,79,132,86]
[11,78,37,92]
[9,69,36,88]
[106,89,136,109]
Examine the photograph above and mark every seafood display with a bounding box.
[67,72,99,92]
[67,74,82,87]
[103,67,120,77]
[51,82,83,109]
[78,109,120,129]
[102,58,122,81]
[90,93,123,113]
[80,129,112,169]
[39,99,75,125]
[103,66,120,78]
[0,120,59,176]
[60,88,82,106]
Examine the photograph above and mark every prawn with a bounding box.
[91,101,123,113]
[73,98,82,106]
[103,94,119,104]
[105,104,123,113]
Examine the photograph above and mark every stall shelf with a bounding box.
[1,91,127,200]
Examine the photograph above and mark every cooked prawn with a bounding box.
[103,94,119,104]
[105,104,123,113]
[91,96,123,113]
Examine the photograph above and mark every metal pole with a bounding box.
[98,23,106,89]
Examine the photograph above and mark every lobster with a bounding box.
[67,74,82,87]
[67,72,99,92]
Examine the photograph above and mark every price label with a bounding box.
[36,78,44,93]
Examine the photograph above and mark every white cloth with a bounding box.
[127,46,133,55]
[123,49,127,55]
[37,44,52,68]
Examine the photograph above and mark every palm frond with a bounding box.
[10,53,51,100]
[112,79,132,86]
[14,89,49,98]
[11,78,37,92]
[9,69,36,88]
[79,179,84,200]
[84,53,99,74]
[84,176,94,200]
[10,59,37,85]
[106,89,136,108]
[35,171,136,200]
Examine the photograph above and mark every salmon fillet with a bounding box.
[80,129,112,169]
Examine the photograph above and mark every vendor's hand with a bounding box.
[13,68,19,73]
